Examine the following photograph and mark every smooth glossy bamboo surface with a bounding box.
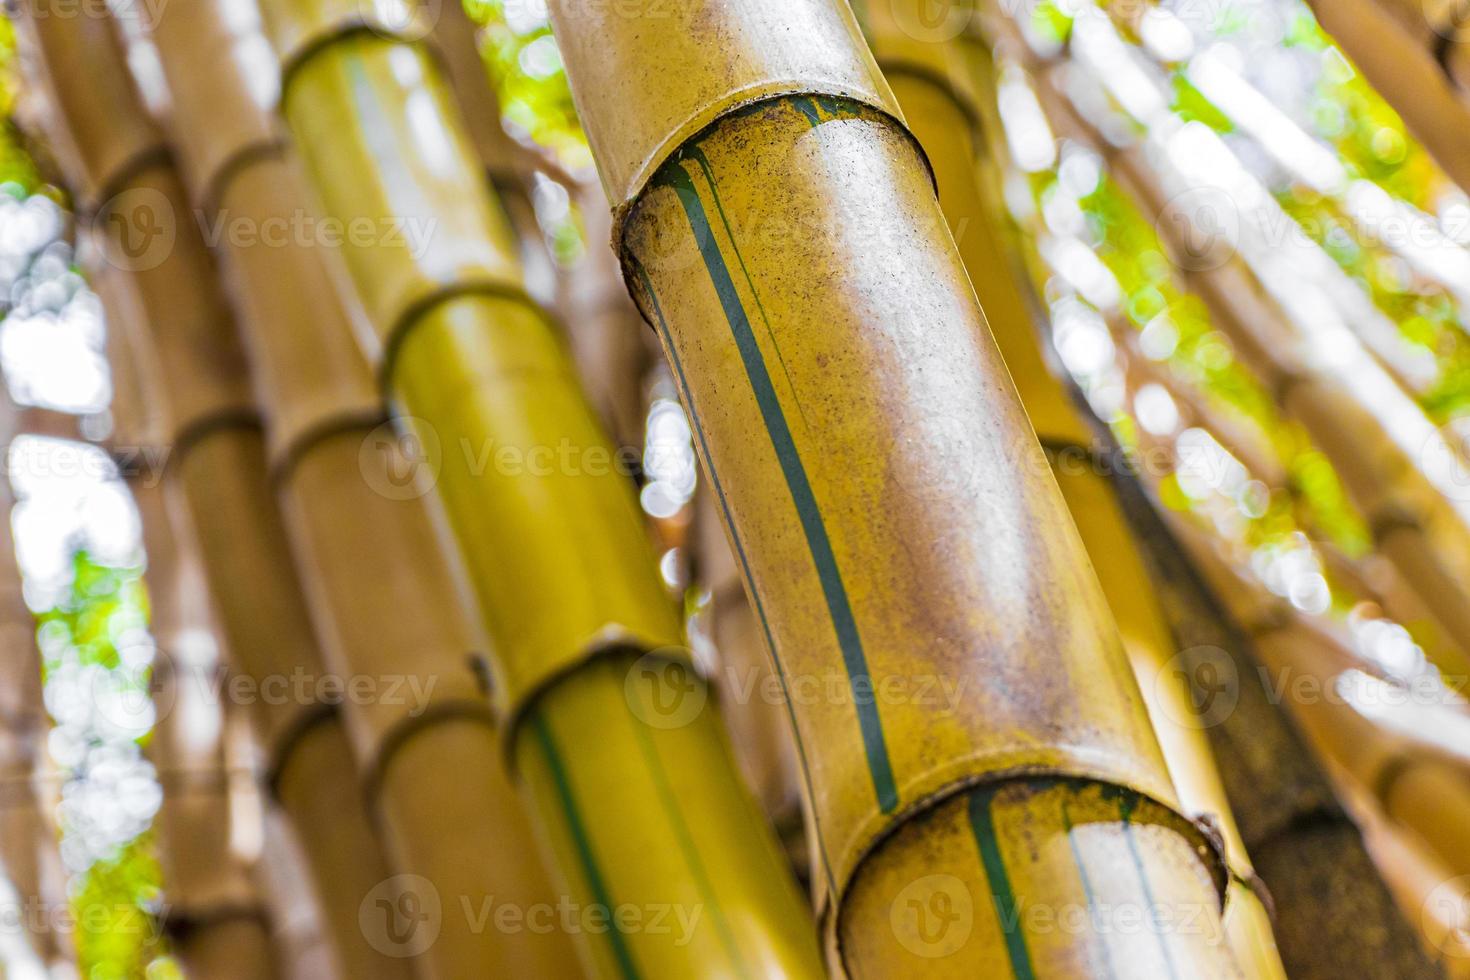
[549,1,1237,974]
[13,11,410,976]
[863,9,1282,973]
[259,3,824,974]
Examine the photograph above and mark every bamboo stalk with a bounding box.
[548,1,1241,974]
[135,478,279,980]
[129,3,582,971]
[862,8,1284,975]
[1139,493,1452,977]
[1302,0,1470,195]
[12,8,412,976]
[938,13,1442,974]
[254,2,822,975]
[1011,37,1470,684]
[1173,514,1470,885]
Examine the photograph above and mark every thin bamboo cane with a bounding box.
[1013,40,1470,684]
[12,8,412,976]
[254,2,823,975]
[862,9,1283,975]
[1301,0,1470,195]
[130,3,581,972]
[134,478,279,980]
[549,1,1240,975]
[1172,514,1470,887]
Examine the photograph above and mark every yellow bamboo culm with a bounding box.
[129,0,583,973]
[11,8,412,976]
[861,6,1282,976]
[549,1,1239,974]
[253,0,823,975]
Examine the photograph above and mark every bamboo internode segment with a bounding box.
[135,479,279,980]
[13,11,413,977]
[863,7,1283,975]
[256,0,824,974]
[550,0,1237,974]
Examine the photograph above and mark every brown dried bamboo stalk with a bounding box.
[11,7,411,976]
[135,480,279,980]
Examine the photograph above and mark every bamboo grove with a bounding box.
[0,0,1462,977]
